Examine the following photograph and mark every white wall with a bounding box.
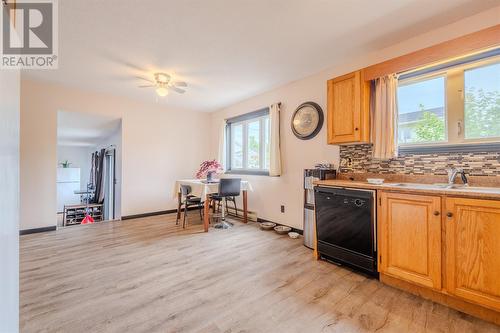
[209,8,500,230]
[0,70,20,332]
[57,145,94,186]
[21,79,211,230]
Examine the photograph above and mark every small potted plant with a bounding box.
[60,160,71,168]
[196,160,223,182]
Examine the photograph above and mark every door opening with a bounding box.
[56,111,122,227]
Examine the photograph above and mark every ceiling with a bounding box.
[57,111,121,147]
[24,0,498,112]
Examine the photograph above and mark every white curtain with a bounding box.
[217,119,227,170]
[371,74,398,160]
[269,103,282,176]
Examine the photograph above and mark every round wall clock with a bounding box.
[291,102,324,140]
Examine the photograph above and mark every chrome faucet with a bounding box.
[446,168,468,186]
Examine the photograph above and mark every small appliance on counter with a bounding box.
[303,167,336,249]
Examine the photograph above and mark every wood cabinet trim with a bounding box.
[381,273,500,326]
[362,24,500,81]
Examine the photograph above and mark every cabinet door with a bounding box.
[328,72,359,143]
[445,198,500,311]
[379,192,442,289]
[327,71,369,144]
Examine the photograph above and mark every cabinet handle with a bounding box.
[355,127,359,131]
[433,211,440,216]
[446,212,453,218]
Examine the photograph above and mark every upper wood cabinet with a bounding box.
[327,71,370,144]
[379,191,442,290]
[445,197,500,312]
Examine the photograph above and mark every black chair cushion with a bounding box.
[186,197,202,204]
[217,178,241,197]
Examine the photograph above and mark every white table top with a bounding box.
[174,179,253,199]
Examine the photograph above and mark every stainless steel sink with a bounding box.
[384,183,445,189]
[384,182,500,194]
[450,186,500,194]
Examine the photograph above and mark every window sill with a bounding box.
[225,169,270,176]
[398,142,500,155]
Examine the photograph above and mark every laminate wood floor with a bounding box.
[20,214,500,333]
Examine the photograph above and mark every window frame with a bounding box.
[225,108,270,176]
[397,52,500,154]
[461,59,500,143]
[397,72,449,147]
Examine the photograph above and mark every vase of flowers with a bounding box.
[196,160,223,182]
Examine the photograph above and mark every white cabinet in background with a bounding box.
[57,168,81,213]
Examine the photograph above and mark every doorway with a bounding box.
[56,111,122,227]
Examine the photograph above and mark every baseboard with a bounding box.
[20,226,57,235]
[256,217,303,235]
[121,206,202,220]
[121,209,176,220]
[380,273,500,326]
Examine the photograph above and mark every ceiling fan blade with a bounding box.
[136,76,154,83]
[169,86,186,94]
[138,85,154,88]
[173,81,187,87]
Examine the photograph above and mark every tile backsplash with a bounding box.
[339,144,500,176]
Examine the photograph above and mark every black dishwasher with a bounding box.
[314,186,377,276]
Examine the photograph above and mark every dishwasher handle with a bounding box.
[314,186,374,200]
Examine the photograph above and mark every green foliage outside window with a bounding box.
[464,88,500,139]
[414,104,445,142]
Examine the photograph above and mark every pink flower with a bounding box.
[195,160,223,179]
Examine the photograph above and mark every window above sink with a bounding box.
[397,49,500,154]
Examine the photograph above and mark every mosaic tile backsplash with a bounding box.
[339,144,500,176]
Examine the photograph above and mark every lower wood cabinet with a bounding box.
[379,191,500,319]
[378,192,442,290]
[445,197,500,312]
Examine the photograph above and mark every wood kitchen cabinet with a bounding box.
[445,197,500,312]
[327,70,370,144]
[378,191,500,323]
[378,192,442,290]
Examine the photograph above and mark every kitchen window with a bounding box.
[397,51,500,152]
[226,108,270,175]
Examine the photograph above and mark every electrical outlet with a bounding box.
[280,205,285,213]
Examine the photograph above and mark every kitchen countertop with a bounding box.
[314,179,500,200]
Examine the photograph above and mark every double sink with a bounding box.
[382,182,500,194]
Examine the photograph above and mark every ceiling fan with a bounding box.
[137,73,187,97]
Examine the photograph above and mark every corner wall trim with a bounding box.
[20,226,57,235]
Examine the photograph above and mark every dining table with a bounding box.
[174,179,253,232]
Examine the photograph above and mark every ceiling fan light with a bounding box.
[155,73,170,84]
[156,87,169,97]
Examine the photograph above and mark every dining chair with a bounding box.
[209,178,241,229]
[177,185,204,228]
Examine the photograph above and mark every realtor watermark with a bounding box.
[1,0,58,69]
